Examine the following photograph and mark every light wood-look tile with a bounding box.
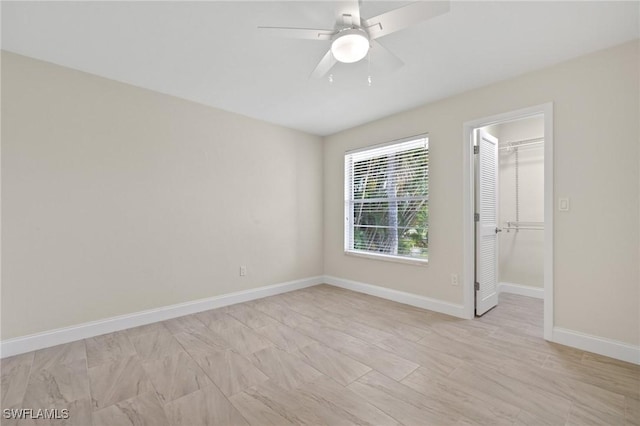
[243,379,357,425]
[477,307,542,335]
[496,355,626,418]
[203,319,274,355]
[438,326,550,367]
[626,396,640,426]
[225,304,281,329]
[32,341,86,372]
[487,325,584,362]
[514,408,564,425]
[3,287,639,425]
[248,346,322,390]
[297,323,419,381]
[448,364,573,425]
[565,401,625,426]
[172,328,228,356]
[92,392,168,426]
[236,380,321,425]
[254,322,315,353]
[315,311,399,344]
[233,381,322,425]
[193,309,233,330]
[9,346,91,426]
[347,370,462,425]
[162,314,209,335]
[429,317,498,342]
[416,331,539,372]
[18,398,93,426]
[23,359,90,409]
[294,342,371,386]
[297,375,401,426]
[305,292,433,342]
[163,385,249,426]
[129,328,183,361]
[376,335,463,379]
[1,352,34,408]
[401,367,521,425]
[364,304,438,333]
[356,313,432,342]
[248,299,316,328]
[88,355,154,410]
[582,351,640,376]
[192,349,269,397]
[85,332,136,368]
[228,391,295,426]
[543,353,640,399]
[123,321,169,339]
[142,351,212,403]
[271,293,330,320]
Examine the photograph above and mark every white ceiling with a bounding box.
[3,1,639,136]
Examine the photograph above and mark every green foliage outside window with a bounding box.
[350,145,429,259]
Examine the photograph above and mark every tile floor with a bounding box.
[1,285,639,425]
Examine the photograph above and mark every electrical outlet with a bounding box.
[451,273,459,286]
[239,266,247,276]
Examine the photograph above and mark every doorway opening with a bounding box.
[462,103,553,340]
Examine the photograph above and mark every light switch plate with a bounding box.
[558,198,570,211]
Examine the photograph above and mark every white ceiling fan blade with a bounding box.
[258,26,335,41]
[310,49,337,79]
[335,0,361,27]
[364,1,450,40]
[370,40,404,71]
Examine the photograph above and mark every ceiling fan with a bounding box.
[258,1,450,79]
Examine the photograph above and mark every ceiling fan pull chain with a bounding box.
[367,51,372,87]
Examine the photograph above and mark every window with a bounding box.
[344,135,429,262]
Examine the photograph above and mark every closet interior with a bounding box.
[486,115,545,293]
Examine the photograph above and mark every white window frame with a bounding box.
[344,134,429,265]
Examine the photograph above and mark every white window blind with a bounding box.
[345,136,429,261]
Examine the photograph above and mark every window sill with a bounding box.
[344,250,428,266]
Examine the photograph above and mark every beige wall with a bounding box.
[1,52,324,339]
[324,41,639,345]
[3,41,639,348]
[494,117,545,288]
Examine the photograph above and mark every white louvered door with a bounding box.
[475,129,499,315]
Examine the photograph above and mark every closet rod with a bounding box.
[507,221,543,227]
[499,137,544,151]
[505,221,544,232]
[504,226,544,231]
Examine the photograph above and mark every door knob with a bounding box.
[495,228,503,234]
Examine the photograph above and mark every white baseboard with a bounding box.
[0,276,324,358]
[552,327,640,365]
[498,282,544,299]
[5,274,637,366]
[323,275,468,319]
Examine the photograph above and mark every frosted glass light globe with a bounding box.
[331,29,370,63]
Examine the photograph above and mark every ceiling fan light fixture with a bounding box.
[330,28,370,63]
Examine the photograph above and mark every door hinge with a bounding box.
[474,145,479,154]
[474,282,480,291]
[474,213,480,222]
